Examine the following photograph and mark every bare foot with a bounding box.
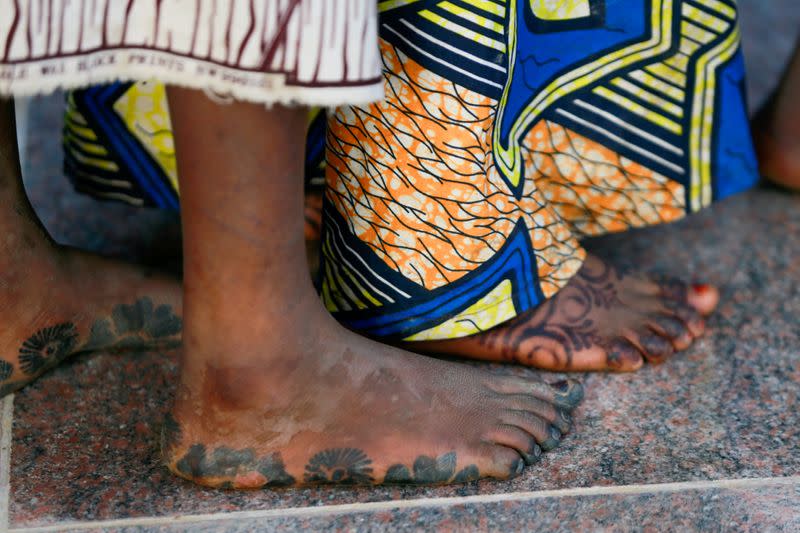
[411,254,718,372]
[162,88,583,489]
[0,244,182,396]
[0,98,182,397]
[162,310,583,488]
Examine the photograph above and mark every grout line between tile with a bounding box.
[0,394,15,533]
[10,475,800,532]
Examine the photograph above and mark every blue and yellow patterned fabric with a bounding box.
[64,82,326,209]
[64,0,759,342]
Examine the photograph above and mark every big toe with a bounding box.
[476,445,527,480]
[686,284,719,316]
[605,338,645,372]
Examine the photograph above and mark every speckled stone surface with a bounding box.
[57,482,799,532]
[6,1,800,530]
[8,187,800,529]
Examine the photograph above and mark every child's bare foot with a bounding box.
[0,98,182,397]
[163,309,583,488]
[162,88,583,488]
[412,254,718,372]
[0,244,182,396]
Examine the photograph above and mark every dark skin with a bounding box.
[753,39,800,191]
[162,88,583,488]
[0,99,182,396]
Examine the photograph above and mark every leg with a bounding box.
[161,88,582,488]
[753,38,800,190]
[0,99,182,396]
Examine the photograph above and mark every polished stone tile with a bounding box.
[9,187,800,529]
[194,482,800,532]
[45,481,800,532]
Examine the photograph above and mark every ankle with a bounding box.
[0,235,62,294]
[184,281,333,342]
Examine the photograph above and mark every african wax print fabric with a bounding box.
[62,81,328,211]
[320,0,758,341]
[61,0,758,342]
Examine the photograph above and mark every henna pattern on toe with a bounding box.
[384,452,480,484]
[0,360,12,381]
[18,323,78,375]
[304,448,374,484]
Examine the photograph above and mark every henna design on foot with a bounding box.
[0,298,182,399]
[85,297,182,352]
[174,444,295,488]
[475,260,626,367]
[384,452,480,484]
[171,445,491,487]
[423,253,717,371]
[304,448,374,485]
[18,323,78,375]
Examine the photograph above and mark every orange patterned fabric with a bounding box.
[326,43,583,297]
[523,120,686,237]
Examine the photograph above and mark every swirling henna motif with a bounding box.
[477,260,624,369]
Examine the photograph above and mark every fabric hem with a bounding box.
[0,50,385,108]
[403,246,587,342]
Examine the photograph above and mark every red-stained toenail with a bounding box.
[692,284,712,294]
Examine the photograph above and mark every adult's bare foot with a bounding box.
[161,88,582,488]
[0,99,182,397]
[412,254,718,372]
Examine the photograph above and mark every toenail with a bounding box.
[523,444,542,465]
[692,283,711,294]
[540,426,562,451]
[510,458,525,477]
[560,411,572,425]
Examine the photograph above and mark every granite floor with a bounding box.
[4,2,800,532]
